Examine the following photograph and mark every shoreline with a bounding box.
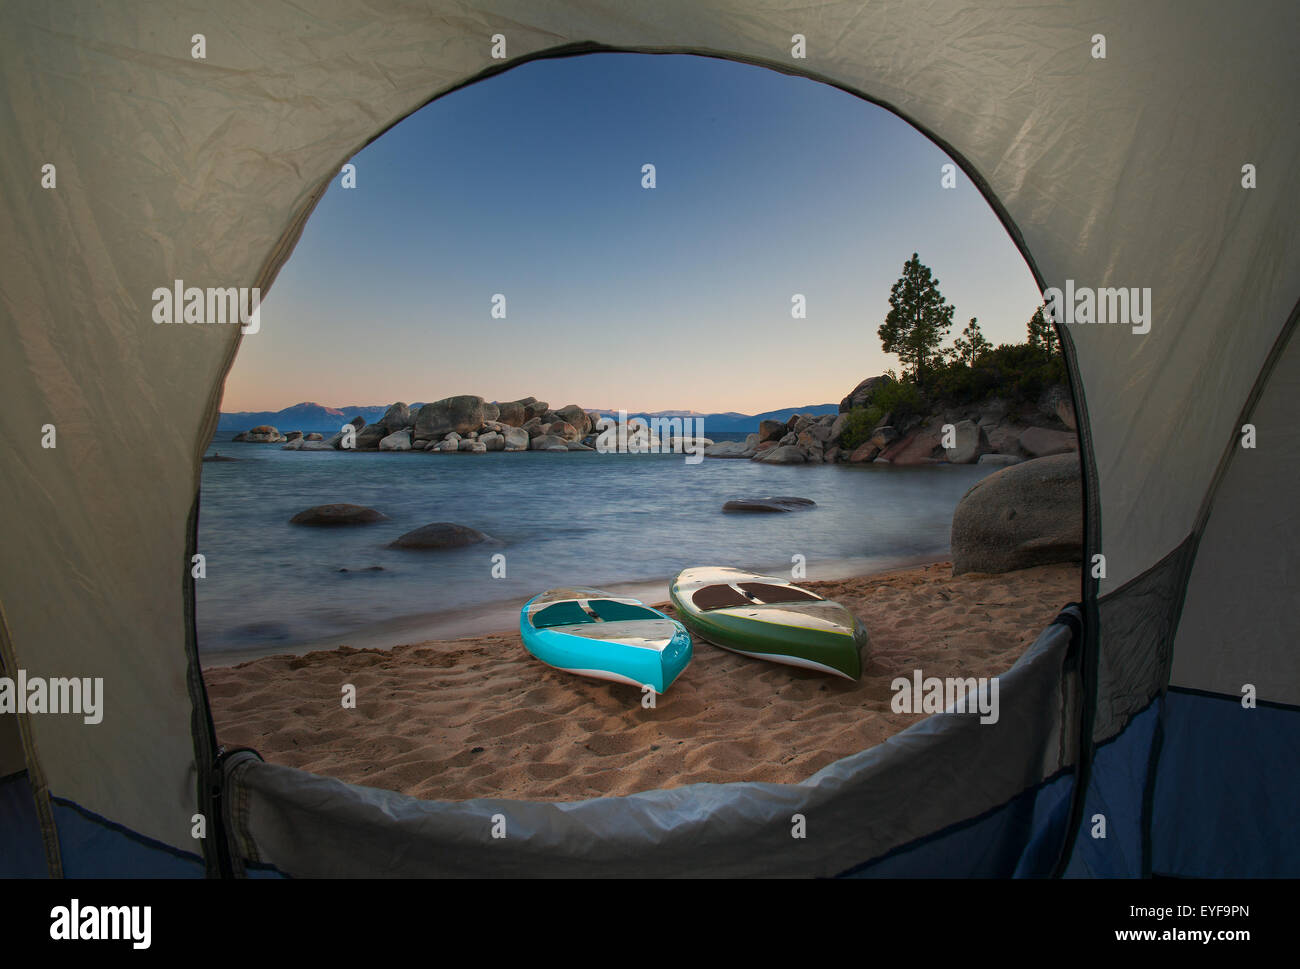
[199,551,949,668]
[203,560,1080,802]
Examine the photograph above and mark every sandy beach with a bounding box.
[204,560,1078,802]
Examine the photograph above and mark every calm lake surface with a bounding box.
[197,434,996,659]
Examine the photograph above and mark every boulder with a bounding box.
[1055,397,1077,431]
[244,425,284,443]
[299,441,336,451]
[723,497,816,513]
[523,418,544,438]
[554,404,591,436]
[870,426,900,449]
[744,433,759,449]
[481,401,500,422]
[944,419,987,464]
[531,434,570,451]
[566,442,595,451]
[839,375,893,413]
[379,402,412,431]
[290,504,388,526]
[880,426,943,465]
[1019,426,1078,457]
[231,431,248,442]
[848,442,880,463]
[479,431,505,451]
[778,431,798,447]
[704,441,752,458]
[502,427,530,451]
[389,522,496,550]
[284,431,303,442]
[978,453,1023,466]
[414,395,486,441]
[950,453,1083,575]
[379,430,412,451]
[758,419,786,442]
[524,400,549,421]
[829,412,849,443]
[985,423,1027,455]
[280,439,303,451]
[549,420,580,442]
[824,445,841,463]
[496,401,526,427]
[304,432,324,441]
[355,423,388,449]
[756,445,807,465]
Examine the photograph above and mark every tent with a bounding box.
[1,0,1296,878]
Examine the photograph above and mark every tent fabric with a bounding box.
[224,619,1076,877]
[0,0,1296,876]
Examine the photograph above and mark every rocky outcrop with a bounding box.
[759,419,786,442]
[290,504,388,526]
[944,419,988,464]
[379,402,412,432]
[242,425,286,443]
[1019,426,1078,458]
[388,522,496,549]
[756,445,807,465]
[950,453,1083,574]
[839,375,894,413]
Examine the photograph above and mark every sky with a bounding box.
[224,53,1043,415]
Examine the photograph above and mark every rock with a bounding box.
[951,453,1083,575]
[203,452,240,461]
[985,423,1027,455]
[244,425,284,443]
[231,431,248,442]
[944,419,987,464]
[554,405,591,436]
[457,438,480,452]
[379,402,412,431]
[824,445,841,463]
[1019,426,1078,457]
[531,434,569,451]
[479,431,505,451]
[304,433,323,441]
[389,522,496,550]
[549,420,580,442]
[881,426,944,465]
[284,431,303,442]
[299,441,336,451]
[1055,397,1077,431]
[758,419,786,442]
[414,395,486,441]
[753,440,778,454]
[808,422,835,444]
[496,401,526,427]
[379,430,412,451]
[870,426,900,449]
[431,439,459,452]
[523,418,544,438]
[756,445,807,465]
[723,497,817,513]
[978,453,1023,466]
[778,431,798,447]
[502,427,530,451]
[525,400,549,422]
[290,504,388,526]
[280,439,304,451]
[978,399,1010,427]
[744,433,759,449]
[566,442,595,451]
[839,375,893,413]
[848,442,880,463]
[355,423,388,449]
[704,441,752,458]
[481,402,500,423]
[829,413,849,443]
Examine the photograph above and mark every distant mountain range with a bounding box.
[217,401,839,434]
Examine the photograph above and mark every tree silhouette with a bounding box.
[878,253,955,388]
[952,317,992,366]
[1027,305,1059,360]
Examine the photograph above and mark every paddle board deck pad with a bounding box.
[520,588,693,693]
[669,567,868,680]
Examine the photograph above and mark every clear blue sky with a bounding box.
[226,53,1042,414]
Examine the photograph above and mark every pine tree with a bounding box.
[878,253,955,388]
[1027,305,1059,359]
[952,317,992,367]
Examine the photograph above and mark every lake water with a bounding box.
[197,434,996,661]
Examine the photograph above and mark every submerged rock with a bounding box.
[723,496,817,513]
[389,522,496,549]
[290,504,388,526]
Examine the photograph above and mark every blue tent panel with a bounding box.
[1151,688,1300,877]
[0,772,49,877]
[52,797,206,878]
